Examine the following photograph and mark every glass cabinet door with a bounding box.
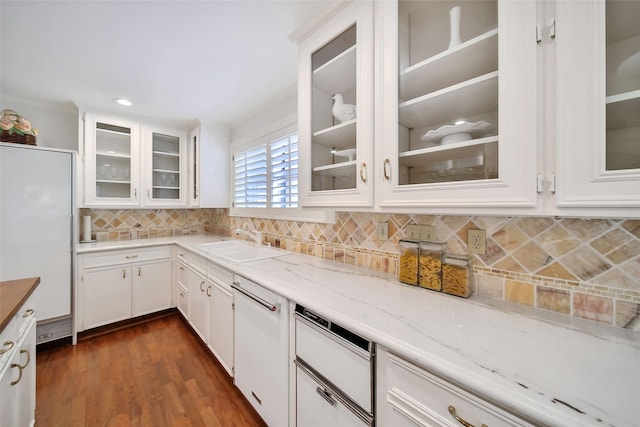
[555,0,640,212]
[377,0,538,211]
[85,114,140,206]
[151,132,181,200]
[397,1,499,185]
[298,0,374,208]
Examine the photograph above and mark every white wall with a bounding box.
[1,93,78,151]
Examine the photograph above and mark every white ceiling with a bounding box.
[0,0,339,128]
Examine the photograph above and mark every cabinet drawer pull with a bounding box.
[122,269,126,279]
[206,285,212,297]
[360,162,367,183]
[251,390,262,405]
[10,349,30,386]
[200,281,205,292]
[0,340,15,355]
[231,283,280,312]
[22,308,35,318]
[125,255,138,259]
[138,267,142,276]
[316,387,337,407]
[448,405,487,427]
[383,158,391,180]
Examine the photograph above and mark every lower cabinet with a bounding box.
[376,346,533,427]
[206,263,234,377]
[77,246,172,331]
[188,262,208,342]
[0,297,36,427]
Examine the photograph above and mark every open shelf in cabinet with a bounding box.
[313,45,356,95]
[400,29,498,99]
[313,119,356,149]
[312,160,356,175]
[96,150,131,159]
[399,71,498,129]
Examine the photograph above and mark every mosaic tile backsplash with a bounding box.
[83,208,640,329]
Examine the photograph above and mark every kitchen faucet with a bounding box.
[235,228,262,245]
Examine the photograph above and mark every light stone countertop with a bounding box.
[77,235,640,427]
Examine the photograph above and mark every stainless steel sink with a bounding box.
[200,240,290,263]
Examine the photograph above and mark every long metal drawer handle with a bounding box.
[23,308,35,318]
[316,387,337,407]
[125,255,138,259]
[231,283,280,312]
[448,405,488,427]
[0,340,15,355]
[251,390,262,405]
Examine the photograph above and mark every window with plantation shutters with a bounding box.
[233,145,267,208]
[270,133,298,208]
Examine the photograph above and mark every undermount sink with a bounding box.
[200,240,290,263]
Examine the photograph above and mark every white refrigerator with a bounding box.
[0,143,75,344]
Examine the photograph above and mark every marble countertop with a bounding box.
[77,236,640,427]
[0,277,40,333]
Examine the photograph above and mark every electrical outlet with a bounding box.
[468,229,486,254]
[406,224,436,241]
[377,222,389,241]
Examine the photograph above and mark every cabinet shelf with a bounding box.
[96,179,130,185]
[606,89,640,104]
[153,150,180,158]
[400,135,498,160]
[96,150,131,159]
[312,160,356,177]
[400,29,498,100]
[313,119,356,148]
[153,185,179,190]
[313,45,356,95]
[399,71,498,129]
[97,128,130,138]
[152,168,179,174]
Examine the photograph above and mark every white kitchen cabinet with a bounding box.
[552,0,640,215]
[0,295,36,427]
[297,0,375,208]
[187,121,230,208]
[77,246,172,331]
[188,261,208,342]
[82,112,187,208]
[176,259,189,319]
[375,0,538,213]
[131,259,172,317]
[376,346,534,427]
[206,262,234,377]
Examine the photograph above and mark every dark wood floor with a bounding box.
[36,312,267,427]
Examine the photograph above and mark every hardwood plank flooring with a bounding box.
[36,313,267,427]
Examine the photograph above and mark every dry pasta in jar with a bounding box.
[418,241,445,291]
[398,240,419,286]
[442,253,471,297]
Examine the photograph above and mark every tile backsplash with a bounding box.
[83,208,640,329]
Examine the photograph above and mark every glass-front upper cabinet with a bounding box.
[84,114,141,207]
[142,126,187,207]
[555,0,640,213]
[376,0,538,212]
[298,0,374,208]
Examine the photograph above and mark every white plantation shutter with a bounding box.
[270,133,298,208]
[234,145,267,208]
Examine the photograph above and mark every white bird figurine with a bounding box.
[332,94,356,123]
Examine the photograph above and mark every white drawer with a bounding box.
[383,351,533,427]
[0,294,35,369]
[176,247,189,263]
[82,246,171,268]
[190,253,207,275]
[177,261,189,286]
[208,262,233,286]
[295,316,372,413]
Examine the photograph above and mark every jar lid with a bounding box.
[420,240,446,250]
[444,252,471,265]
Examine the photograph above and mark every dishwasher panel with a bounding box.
[233,276,289,427]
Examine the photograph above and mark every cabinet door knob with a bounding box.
[360,162,367,183]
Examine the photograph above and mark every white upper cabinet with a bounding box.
[84,113,141,207]
[297,0,375,208]
[554,0,640,215]
[83,112,187,208]
[375,0,539,213]
[142,125,187,207]
[188,122,230,208]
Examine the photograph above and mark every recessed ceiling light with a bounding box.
[113,98,132,107]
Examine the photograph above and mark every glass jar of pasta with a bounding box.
[442,253,472,297]
[398,239,419,286]
[418,241,446,291]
